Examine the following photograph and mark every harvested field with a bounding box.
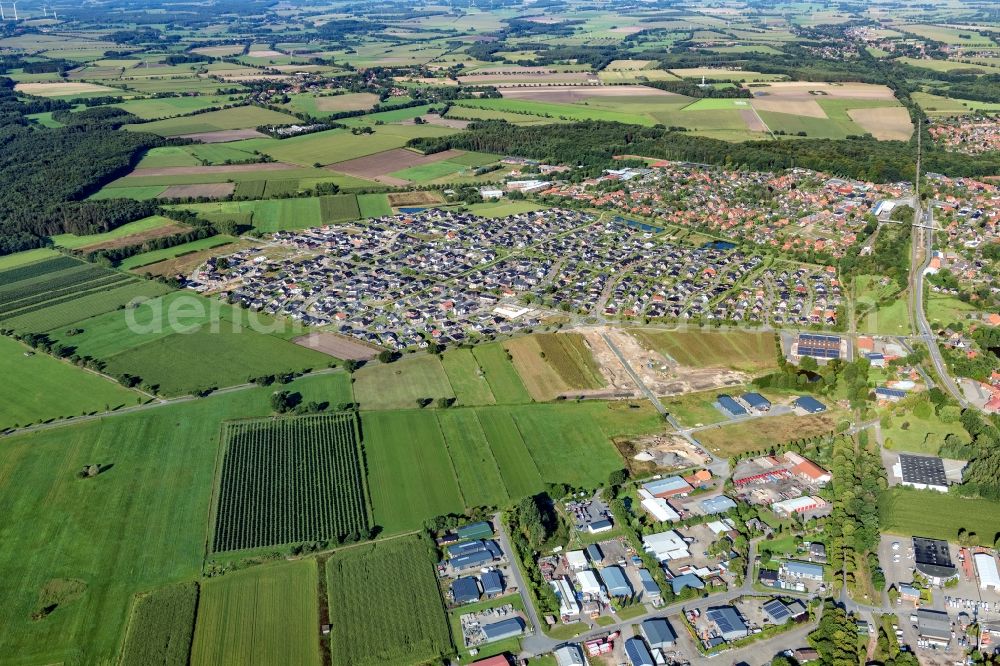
[501,85,678,104]
[247,49,282,57]
[605,59,654,70]
[740,109,768,131]
[176,128,268,143]
[315,92,379,112]
[130,163,297,178]
[750,97,826,118]
[750,81,897,100]
[331,148,464,184]
[847,106,913,140]
[14,81,116,96]
[159,183,235,199]
[386,190,445,207]
[293,331,377,361]
[459,71,597,85]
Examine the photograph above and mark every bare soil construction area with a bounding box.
[615,433,711,474]
[293,332,378,360]
[386,191,445,207]
[501,85,679,103]
[130,163,297,178]
[332,148,465,183]
[176,129,269,143]
[159,183,236,199]
[579,327,750,397]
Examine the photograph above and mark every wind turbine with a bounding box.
[11,2,17,20]
[0,4,6,20]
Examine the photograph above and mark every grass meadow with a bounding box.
[472,343,533,404]
[631,329,778,373]
[119,582,199,666]
[881,487,1000,547]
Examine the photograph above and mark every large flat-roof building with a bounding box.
[781,560,825,581]
[599,566,633,598]
[642,476,694,499]
[913,537,958,584]
[700,495,737,515]
[795,333,842,362]
[640,617,677,649]
[895,454,949,492]
[772,495,829,518]
[551,576,580,617]
[916,609,952,645]
[482,617,525,643]
[975,553,1000,591]
[624,637,655,666]
[554,644,585,666]
[642,530,690,562]
[794,396,827,413]
[717,394,748,417]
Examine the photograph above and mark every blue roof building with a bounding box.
[449,540,502,570]
[794,396,826,413]
[875,386,906,401]
[456,521,493,540]
[448,539,489,557]
[717,394,748,417]
[624,637,654,666]
[707,606,748,641]
[762,598,792,624]
[585,543,603,564]
[700,495,737,515]
[670,572,705,595]
[450,577,480,604]
[482,617,524,642]
[637,569,661,599]
[781,560,824,580]
[797,333,841,360]
[481,570,504,596]
[741,392,771,411]
[598,566,633,598]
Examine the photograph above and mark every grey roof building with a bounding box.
[599,566,633,598]
[916,609,951,644]
[763,598,792,624]
[717,394,748,417]
[640,617,677,649]
[700,495,737,515]
[913,537,958,581]
[742,392,771,411]
[482,617,525,643]
[897,454,949,491]
[481,570,504,596]
[554,644,585,666]
[637,568,661,600]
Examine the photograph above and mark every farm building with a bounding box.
[554,644,585,666]
[585,543,603,564]
[894,454,949,492]
[642,530,690,562]
[451,577,481,604]
[975,553,1000,591]
[551,576,580,617]
[742,392,771,412]
[637,569,661,603]
[624,637,655,666]
[707,606,748,641]
[762,598,795,624]
[913,537,958,584]
[640,617,677,649]
[599,566,633,598]
[457,521,494,540]
[780,560,824,581]
[699,495,737,515]
[482,570,504,597]
[483,617,525,643]
[771,495,828,518]
[577,569,603,596]
[566,550,588,571]
[785,452,832,485]
[671,572,704,595]
[916,609,951,645]
[795,333,842,361]
[793,396,827,413]
[587,518,613,534]
[642,476,693,498]
[717,394,748,417]
[449,540,503,570]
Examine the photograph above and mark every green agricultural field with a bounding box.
[757,110,858,139]
[466,200,549,217]
[631,329,778,374]
[124,106,298,137]
[662,390,731,428]
[361,409,466,533]
[263,178,299,197]
[446,104,565,125]
[0,387,289,663]
[119,582,199,666]
[472,343,533,404]
[453,98,656,126]
[113,95,242,120]
[191,560,321,666]
[120,235,237,270]
[476,408,544,498]
[0,247,62,270]
[448,151,502,167]
[326,535,452,666]
[51,215,182,249]
[2,280,173,333]
[353,355,456,410]
[240,124,458,166]
[102,325,331,396]
[861,297,912,335]
[882,487,1000,547]
[0,335,141,429]
[912,91,1000,117]
[390,160,466,183]
[441,348,497,405]
[319,193,361,223]
[357,193,392,218]
[338,104,434,127]
[926,294,978,327]
[90,184,169,200]
[436,409,509,507]
[682,98,754,110]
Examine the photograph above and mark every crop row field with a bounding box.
[326,535,451,666]
[119,583,199,666]
[504,333,605,401]
[631,329,778,373]
[211,413,370,553]
[191,559,321,666]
